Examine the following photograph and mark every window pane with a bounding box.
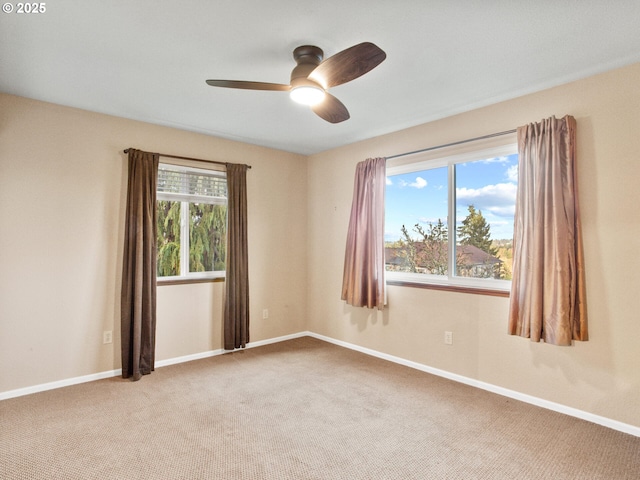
[157,200,181,277]
[454,154,517,280]
[189,203,227,273]
[385,166,449,275]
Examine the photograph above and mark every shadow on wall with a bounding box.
[343,301,390,332]
[109,153,129,370]
[528,113,617,396]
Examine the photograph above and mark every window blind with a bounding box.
[157,164,227,205]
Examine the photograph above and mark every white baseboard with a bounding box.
[156,332,309,367]
[155,349,225,368]
[305,331,640,438]
[0,332,308,401]
[0,368,123,401]
[245,331,309,349]
[3,330,639,438]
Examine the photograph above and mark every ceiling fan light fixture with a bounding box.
[290,85,326,106]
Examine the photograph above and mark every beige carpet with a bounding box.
[1,336,639,479]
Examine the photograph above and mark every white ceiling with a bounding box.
[2,1,640,155]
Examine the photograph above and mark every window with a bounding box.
[385,144,517,292]
[156,163,227,281]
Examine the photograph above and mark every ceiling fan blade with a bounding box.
[311,93,350,123]
[206,80,291,91]
[308,42,386,89]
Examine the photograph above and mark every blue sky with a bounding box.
[385,154,518,242]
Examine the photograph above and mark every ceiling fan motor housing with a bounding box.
[290,46,325,90]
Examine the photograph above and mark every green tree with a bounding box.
[157,200,181,276]
[156,201,227,276]
[457,205,498,256]
[189,203,226,272]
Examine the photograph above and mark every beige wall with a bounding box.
[0,94,307,393]
[306,63,640,428]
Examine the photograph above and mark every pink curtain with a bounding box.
[341,157,386,309]
[508,115,588,345]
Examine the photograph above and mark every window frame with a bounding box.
[385,143,517,294]
[156,162,227,284]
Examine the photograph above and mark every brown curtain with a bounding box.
[341,157,386,309]
[224,163,250,350]
[508,115,588,345]
[121,149,159,380]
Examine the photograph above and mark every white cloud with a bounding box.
[417,216,444,225]
[506,164,518,182]
[487,206,516,216]
[456,182,517,217]
[488,219,510,227]
[386,177,393,185]
[482,156,510,164]
[397,176,427,189]
[410,176,427,189]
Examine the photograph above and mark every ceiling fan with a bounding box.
[206,42,386,124]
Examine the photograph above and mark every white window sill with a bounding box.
[386,272,510,297]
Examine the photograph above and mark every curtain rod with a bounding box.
[385,129,517,160]
[123,149,251,169]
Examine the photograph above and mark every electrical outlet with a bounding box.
[444,331,453,345]
[103,331,113,344]
[262,309,269,319]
